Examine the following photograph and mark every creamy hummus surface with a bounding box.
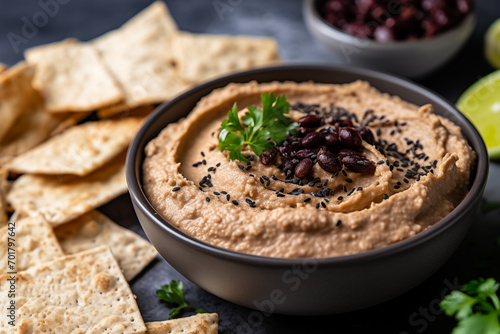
[142,81,476,258]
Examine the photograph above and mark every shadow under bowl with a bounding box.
[126,64,488,315]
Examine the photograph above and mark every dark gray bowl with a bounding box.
[126,65,488,315]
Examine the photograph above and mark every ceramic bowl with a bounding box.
[303,0,476,78]
[126,65,488,315]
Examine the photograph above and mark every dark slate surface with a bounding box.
[1,1,500,333]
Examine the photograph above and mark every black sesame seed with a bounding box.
[245,165,252,171]
[394,185,400,189]
[342,170,348,177]
[232,200,239,205]
[345,178,353,183]
[347,188,355,196]
[216,163,221,167]
[316,203,320,209]
[202,160,207,165]
[208,167,216,172]
[172,186,181,192]
[226,194,231,201]
[383,193,389,200]
[214,191,220,195]
[201,151,205,157]
[220,191,227,194]
[238,165,245,170]
[377,160,385,165]
[357,187,363,191]
[303,197,312,203]
[337,196,343,201]
[336,220,342,226]
[206,197,210,202]
[321,202,326,208]
[277,193,285,198]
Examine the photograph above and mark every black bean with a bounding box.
[339,127,362,148]
[317,151,342,174]
[301,132,324,148]
[294,158,313,178]
[298,114,321,128]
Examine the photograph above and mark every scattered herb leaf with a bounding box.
[482,201,500,213]
[218,92,298,162]
[156,280,206,319]
[440,277,500,334]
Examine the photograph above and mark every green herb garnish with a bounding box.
[440,277,500,334]
[156,280,206,319]
[218,92,298,162]
[482,201,500,213]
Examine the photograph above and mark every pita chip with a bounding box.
[6,152,127,226]
[0,62,36,141]
[93,1,190,109]
[6,117,143,176]
[25,38,123,113]
[0,216,63,274]
[0,170,8,225]
[0,246,147,333]
[172,32,281,83]
[145,313,219,334]
[55,210,157,281]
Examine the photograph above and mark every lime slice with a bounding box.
[485,18,500,69]
[456,70,500,159]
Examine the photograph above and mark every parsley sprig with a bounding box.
[156,280,206,319]
[218,92,298,162]
[440,277,500,334]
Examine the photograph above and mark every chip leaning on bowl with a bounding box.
[142,80,476,258]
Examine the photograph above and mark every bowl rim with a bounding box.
[126,63,489,268]
[303,0,476,48]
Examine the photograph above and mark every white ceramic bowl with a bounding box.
[303,0,476,78]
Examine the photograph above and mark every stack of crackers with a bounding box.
[0,1,282,332]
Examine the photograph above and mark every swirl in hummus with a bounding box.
[142,81,476,258]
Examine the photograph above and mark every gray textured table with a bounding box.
[1,1,500,333]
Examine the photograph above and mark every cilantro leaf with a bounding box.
[453,313,500,334]
[218,92,297,162]
[482,200,500,213]
[156,280,206,319]
[441,277,500,334]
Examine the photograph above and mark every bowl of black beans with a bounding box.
[303,0,476,78]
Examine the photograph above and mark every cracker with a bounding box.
[25,38,124,113]
[0,62,36,141]
[55,210,157,281]
[146,314,219,334]
[0,246,147,333]
[172,32,281,83]
[6,117,143,176]
[0,170,8,225]
[98,104,155,120]
[93,1,190,109]
[0,216,64,274]
[6,152,127,226]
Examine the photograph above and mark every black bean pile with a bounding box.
[320,0,473,42]
[262,113,376,179]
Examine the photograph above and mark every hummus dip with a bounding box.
[142,81,476,258]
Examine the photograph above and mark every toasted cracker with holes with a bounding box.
[7,152,127,226]
[6,117,143,176]
[0,216,64,274]
[172,32,281,83]
[0,62,37,142]
[93,1,189,110]
[145,313,219,334]
[0,246,147,333]
[55,210,157,281]
[25,38,123,113]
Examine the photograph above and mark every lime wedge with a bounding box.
[456,70,500,159]
[485,18,500,69]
